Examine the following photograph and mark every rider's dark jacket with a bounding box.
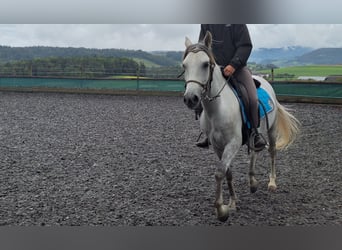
[199,24,252,70]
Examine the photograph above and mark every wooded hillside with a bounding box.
[0,56,146,78]
[0,46,180,66]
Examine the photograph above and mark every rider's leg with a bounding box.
[235,67,266,151]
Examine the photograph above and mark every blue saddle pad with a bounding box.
[238,87,274,129]
[257,87,273,118]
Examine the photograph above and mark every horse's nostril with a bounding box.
[193,95,199,104]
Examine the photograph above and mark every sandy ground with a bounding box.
[0,92,341,225]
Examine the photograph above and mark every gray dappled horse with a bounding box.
[183,32,300,222]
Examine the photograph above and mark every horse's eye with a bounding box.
[182,63,186,69]
[202,62,209,69]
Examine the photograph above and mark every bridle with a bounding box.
[181,43,229,102]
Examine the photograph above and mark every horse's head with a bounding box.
[183,31,215,110]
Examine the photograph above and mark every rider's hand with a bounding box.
[223,65,236,77]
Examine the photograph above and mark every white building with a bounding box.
[297,76,326,81]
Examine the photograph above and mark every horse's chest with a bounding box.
[210,129,228,149]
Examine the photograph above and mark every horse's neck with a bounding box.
[210,66,237,103]
[211,66,227,93]
[203,66,240,118]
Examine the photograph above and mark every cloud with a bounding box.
[0,24,200,51]
[0,24,341,51]
[248,24,342,49]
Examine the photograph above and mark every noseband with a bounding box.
[182,43,227,102]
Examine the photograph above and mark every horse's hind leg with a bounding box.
[249,151,259,193]
[267,128,277,191]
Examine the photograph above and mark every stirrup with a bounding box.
[249,129,268,152]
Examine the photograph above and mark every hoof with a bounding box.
[250,178,258,194]
[216,205,230,222]
[217,214,229,222]
[250,186,258,193]
[268,184,277,192]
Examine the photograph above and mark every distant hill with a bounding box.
[1,45,341,68]
[249,46,313,66]
[296,48,342,65]
[150,51,183,63]
[250,47,342,66]
[0,46,181,67]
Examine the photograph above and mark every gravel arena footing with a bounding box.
[0,91,341,225]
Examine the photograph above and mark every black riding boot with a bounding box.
[250,128,267,152]
[196,137,210,148]
[194,103,209,148]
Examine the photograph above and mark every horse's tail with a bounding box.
[274,101,300,150]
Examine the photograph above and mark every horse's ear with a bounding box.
[203,31,212,48]
[185,37,192,48]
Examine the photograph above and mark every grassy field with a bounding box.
[257,65,342,81]
[132,58,160,67]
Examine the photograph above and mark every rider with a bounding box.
[196,24,266,151]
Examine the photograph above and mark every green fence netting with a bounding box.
[272,82,342,98]
[0,77,341,98]
[0,77,183,92]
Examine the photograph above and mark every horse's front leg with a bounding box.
[213,138,240,222]
[214,168,230,222]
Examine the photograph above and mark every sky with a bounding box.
[1,24,342,51]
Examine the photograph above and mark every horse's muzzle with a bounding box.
[184,93,200,110]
